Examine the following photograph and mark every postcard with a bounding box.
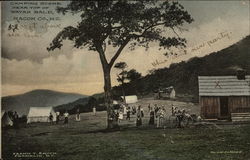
[1,1,250,160]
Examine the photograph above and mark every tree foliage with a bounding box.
[48,1,194,69]
[127,69,142,82]
[114,62,128,83]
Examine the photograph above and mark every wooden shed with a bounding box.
[198,75,250,120]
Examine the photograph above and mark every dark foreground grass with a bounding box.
[2,112,250,160]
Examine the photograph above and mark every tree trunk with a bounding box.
[103,69,119,129]
[121,81,126,104]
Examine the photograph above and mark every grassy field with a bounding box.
[2,100,250,160]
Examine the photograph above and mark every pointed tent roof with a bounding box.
[2,110,13,127]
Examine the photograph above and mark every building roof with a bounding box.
[198,76,250,96]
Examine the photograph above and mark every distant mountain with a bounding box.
[53,95,107,114]
[54,97,90,113]
[112,35,250,101]
[1,89,88,116]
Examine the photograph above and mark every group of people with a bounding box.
[148,104,167,128]
[48,110,70,124]
[116,104,145,127]
[118,104,132,122]
[116,103,191,128]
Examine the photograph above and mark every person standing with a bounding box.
[126,106,131,120]
[123,104,127,115]
[136,105,142,127]
[132,106,136,115]
[149,107,155,125]
[49,112,53,124]
[64,111,69,124]
[171,104,177,116]
[76,108,80,121]
[156,107,164,128]
[154,104,159,114]
[176,110,183,128]
[93,106,96,116]
[159,108,165,128]
[148,104,151,112]
[118,108,123,123]
[141,108,144,118]
[56,111,60,124]
[13,111,19,129]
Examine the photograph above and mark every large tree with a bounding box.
[47,0,193,129]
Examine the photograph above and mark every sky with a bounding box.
[1,0,250,97]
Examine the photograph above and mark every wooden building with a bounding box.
[198,75,250,120]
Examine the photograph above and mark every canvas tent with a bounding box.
[1,110,13,127]
[113,100,118,105]
[121,95,138,104]
[27,107,56,123]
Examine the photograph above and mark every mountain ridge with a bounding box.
[111,35,250,101]
[1,89,88,116]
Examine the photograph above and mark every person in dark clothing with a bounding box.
[136,106,142,127]
[13,111,19,129]
[49,112,53,124]
[154,104,159,114]
[56,112,60,124]
[132,106,136,115]
[149,108,155,125]
[126,106,131,120]
[176,110,184,128]
[141,108,144,118]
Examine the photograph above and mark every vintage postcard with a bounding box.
[1,1,250,160]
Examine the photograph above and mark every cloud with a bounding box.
[1,1,249,96]
[1,1,80,63]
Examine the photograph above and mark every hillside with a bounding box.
[1,89,87,116]
[36,36,250,113]
[112,35,250,101]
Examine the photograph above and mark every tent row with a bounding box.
[3,95,139,125]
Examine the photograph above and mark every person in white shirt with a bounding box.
[76,108,80,121]
[93,106,96,116]
[118,108,123,123]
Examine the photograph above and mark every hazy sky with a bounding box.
[1,1,250,96]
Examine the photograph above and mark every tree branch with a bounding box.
[130,22,167,39]
[170,27,180,39]
[95,42,109,69]
[109,37,130,68]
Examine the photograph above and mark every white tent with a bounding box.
[27,107,56,123]
[1,110,13,127]
[113,100,118,105]
[122,95,138,104]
